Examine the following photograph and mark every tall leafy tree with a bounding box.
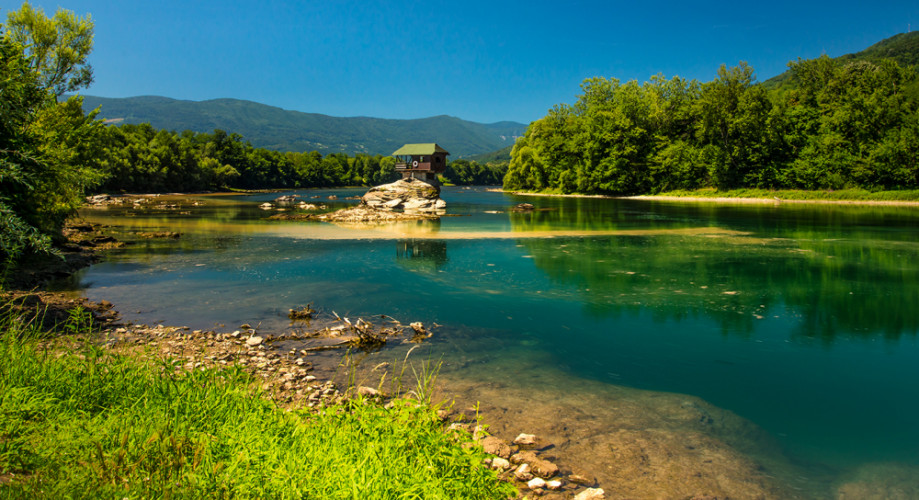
[0,4,100,265]
[4,2,93,97]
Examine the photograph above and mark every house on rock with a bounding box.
[392,143,449,185]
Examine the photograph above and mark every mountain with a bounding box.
[78,95,528,158]
[763,31,919,89]
[467,145,514,164]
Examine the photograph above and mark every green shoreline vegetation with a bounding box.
[504,36,919,197]
[510,186,919,203]
[0,307,515,498]
[649,187,919,202]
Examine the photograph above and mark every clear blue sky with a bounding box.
[3,0,918,124]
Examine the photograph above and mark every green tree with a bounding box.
[0,5,102,266]
[4,2,94,96]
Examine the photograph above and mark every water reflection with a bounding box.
[515,233,919,341]
[395,239,448,273]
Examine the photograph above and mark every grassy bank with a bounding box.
[0,308,515,499]
[646,188,919,202]
[507,187,919,203]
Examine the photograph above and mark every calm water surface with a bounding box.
[69,188,919,495]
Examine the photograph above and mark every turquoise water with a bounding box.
[71,188,919,493]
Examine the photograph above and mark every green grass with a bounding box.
[507,186,919,202]
[653,188,919,202]
[0,308,515,499]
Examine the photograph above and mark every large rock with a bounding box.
[362,178,444,211]
[480,436,513,459]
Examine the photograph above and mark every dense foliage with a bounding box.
[91,124,401,192]
[441,158,507,185]
[1,6,101,263]
[90,123,511,191]
[505,56,919,195]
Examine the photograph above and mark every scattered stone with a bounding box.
[87,194,111,205]
[568,474,594,486]
[510,451,557,478]
[546,480,563,490]
[491,457,511,470]
[245,336,264,347]
[357,386,381,398]
[574,488,605,500]
[275,195,300,204]
[271,204,438,223]
[527,477,547,490]
[512,203,535,212]
[532,460,558,478]
[514,433,538,446]
[514,463,534,482]
[481,436,512,459]
[136,231,182,239]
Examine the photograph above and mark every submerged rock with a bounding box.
[481,436,512,459]
[275,194,300,204]
[513,433,538,446]
[527,477,546,490]
[514,463,534,481]
[491,457,511,470]
[512,203,535,212]
[574,488,605,500]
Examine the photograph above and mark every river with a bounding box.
[63,187,919,498]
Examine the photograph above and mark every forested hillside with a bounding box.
[764,31,919,89]
[505,47,919,195]
[79,96,526,158]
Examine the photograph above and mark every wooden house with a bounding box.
[392,143,449,184]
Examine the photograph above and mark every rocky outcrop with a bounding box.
[361,178,445,212]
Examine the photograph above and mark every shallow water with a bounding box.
[68,188,919,497]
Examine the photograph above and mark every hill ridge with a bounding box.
[763,31,919,88]
[78,95,527,158]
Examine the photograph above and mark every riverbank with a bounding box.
[501,188,919,206]
[0,317,519,498]
[0,225,595,499]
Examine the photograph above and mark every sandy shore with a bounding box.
[501,189,919,207]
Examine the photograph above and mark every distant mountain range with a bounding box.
[78,95,527,158]
[763,31,919,89]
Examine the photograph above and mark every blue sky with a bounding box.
[3,0,918,123]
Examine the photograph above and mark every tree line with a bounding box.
[92,124,399,192]
[504,58,919,194]
[91,124,508,193]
